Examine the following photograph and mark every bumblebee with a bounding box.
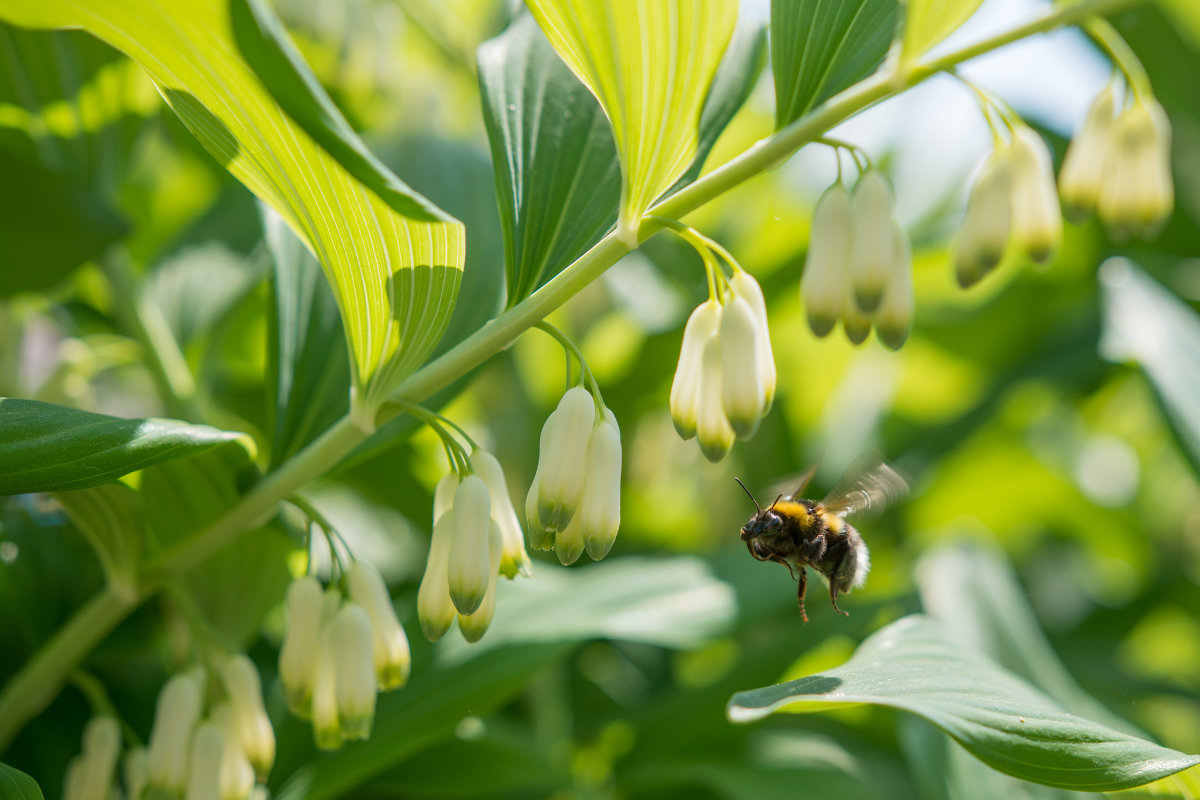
[737,458,906,622]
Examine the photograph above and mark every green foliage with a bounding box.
[0,763,42,800]
[902,0,986,59]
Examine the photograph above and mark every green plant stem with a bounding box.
[1082,18,1153,98]
[0,0,1145,753]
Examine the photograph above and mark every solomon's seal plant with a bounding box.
[2,0,1198,797]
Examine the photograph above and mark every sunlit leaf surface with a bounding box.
[0,0,464,403]
[902,0,985,58]
[729,615,1200,792]
[526,0,738,242]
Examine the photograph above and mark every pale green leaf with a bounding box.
[1156,0,1200,50]
[263,207,350,468]
[0,763,43,800]
[0,397,247,495]
[147,243,265,349]
[0,0,465,404]
[902,0,985,59]
[526,0,738,244]
[728,615,1200,792]
[51,482,143,595]
[479,13,763,304]
[1100,259,1200,474]
[141,442,291,648]
[772,0,899,127]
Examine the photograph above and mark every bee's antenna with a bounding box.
[733,477,761,513]
[768,494,783,511]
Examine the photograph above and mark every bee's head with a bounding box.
[734,478,784,540]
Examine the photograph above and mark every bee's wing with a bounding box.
[817,455,908,518]
[766,463,821,502]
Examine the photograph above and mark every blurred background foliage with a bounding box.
[1,0,1199,797]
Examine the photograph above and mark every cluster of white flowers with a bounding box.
[1060,86,1173,240]
[64,657,275,800]
[802,171,913,349]
[670,271,776,462]
[418,448,534,641]
[279,561,410,749]
[525,386,623,564]
[956,123,1063,288]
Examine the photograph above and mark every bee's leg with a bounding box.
[828,552,849,616]
[773,556,797,581]
[801,532,827,563]
[797,566,809,623]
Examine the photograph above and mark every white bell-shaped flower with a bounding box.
[876,221,915,350]
[849,170,895,312]
[1099,98,1173,239]
[217,654,274,780]
[695,333,734,462]
[210,704,255,800]
[1009,126,1062,263]
[670,300,722,440]
[279,575,324,715]
[310,590,343,749]
[719,295,766,438]
[446,474,492,615]
[417,508,457,641]
[65,716,121,800]
[532,386,595,531]
[956,145,1013,288]
[525,413,559,551]
[580,410,622,561]
[333,603,377,741]
[347,560,411,691]
[124,748,149,800]
[802,184,852,336]
[842,265,873,346]
[469,449,532,579]
[184,721,225,800]
[729,271,775,412]
[433,471,459,524]
[1060,86,1116,221]
[147,669,205,794]
[458,521,504,642]
[555,512,585,566]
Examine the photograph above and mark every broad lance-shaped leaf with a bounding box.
[0,763,43,800]
[728,615,1200,792]
[901,0,985,60]
[772,0,899,127]
[526,0,738,246]
[0,398,247,495]
[479,13,763,305]
[1100,258,1200,475]
[0,0,464,406]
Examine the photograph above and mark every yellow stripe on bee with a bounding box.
[773,500,811,523]
[817,508,846,533]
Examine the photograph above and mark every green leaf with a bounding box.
[478,13,763,304]
[51,482,143,596]
[1156,0,1200,50]
[0,0,465,405]
[0,397,248,495]
[728,615,1200,792]
[526,0,738,244]
[771,0,899,127]
[147,243,265,350]
[272,643,572,800]
[1100,259,1200,474]
[437,556,736,664]
[0,763,43,800]
[263,208,351,468]
[901,0,985,59]
[141,443,291,648]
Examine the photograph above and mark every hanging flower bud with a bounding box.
[876,222,914,350]
[1059,86,1116,221]
[1099,98,1173,239]
[446,474,492,615]
[333,603,377,741]
[525,413,559,551]
[469,449,532,579]
[580,410,623,561]
[210,704,255,800]
[184,721,225,800]
[729,271,776,411]
[65,716,122,800]
[695,334,734,462]
[842,268,873,346]
[124,748,149,800]
[347,560,411,690]
[533,386,595,531]
[217,654,274,780]
[719,295,766,438]
[279,576,324,715]
[310,591,342,750]
[458,521,504,642]
[417,509,457,641]
[1009,126,1062,263]
[670,300,722,440]
[802,184,852,336]
[554,509,586,566]
[956,145,1013,288]
[849,170,895,312]
[147,670,205,794]
[433,471,459,524]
